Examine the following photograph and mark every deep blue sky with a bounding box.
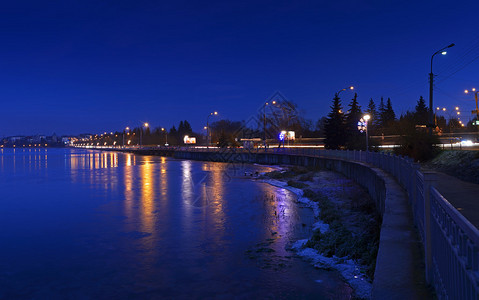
[1,0,479,136]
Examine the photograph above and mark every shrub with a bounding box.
[394,130,440,162]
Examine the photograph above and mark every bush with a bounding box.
[394,130,440,162]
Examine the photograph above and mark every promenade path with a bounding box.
[425,169,479,229]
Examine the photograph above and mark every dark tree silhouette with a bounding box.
[344,93,364,150]
[414,96,428,125]
[324,94,346,149]
[365,98,378,135]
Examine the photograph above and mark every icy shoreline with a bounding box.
[261,178,372,299]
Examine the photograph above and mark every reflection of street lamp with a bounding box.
[429,43,455,132]
[206,111,218,148]
[161,128,168,146]
[139,122,149,147]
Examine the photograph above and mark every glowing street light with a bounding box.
[358,114,370,151]
[161,127,168,146]
[139,122,149,148]
[206,111,218,148]
[429,43,455,132]
[465,88,479,121]
[263,100,278,148]
[123,126,130,148]
[336,86,354,97]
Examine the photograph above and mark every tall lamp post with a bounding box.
[161,127,168,146]
[206,111,218,148]
[139,122,149,148]
[364,115,370,151]
[358,114,370,151]
[123,127,130,148]
[263,100,276,148]
[465,88,479,120]
[429,43,455,133]
[465,88,479,138]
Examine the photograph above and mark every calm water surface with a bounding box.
[0,148,352,299]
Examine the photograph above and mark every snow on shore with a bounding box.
[261,176,372,299]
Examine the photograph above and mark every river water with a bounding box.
[0,148,352,299]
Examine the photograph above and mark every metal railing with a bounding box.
[277,148,479,299]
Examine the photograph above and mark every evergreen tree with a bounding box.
[414,96,428,125]
[178,121,185,137]
[385,98,396,122]
[344,93,364,150]
[324,94,346,149]
[365,98,378,134]
[380,98,396,133]
[378,97,386,129]
[183,120,193,135]
[169,126,178,145]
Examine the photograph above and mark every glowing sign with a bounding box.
[279,131,295,141]
[183,135,197,144]
[357,119,367,132]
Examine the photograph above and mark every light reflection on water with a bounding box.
[0,148,352,299]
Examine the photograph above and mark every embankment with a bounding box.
[173,150,430,299]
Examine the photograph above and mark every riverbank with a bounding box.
[260,166,381,299]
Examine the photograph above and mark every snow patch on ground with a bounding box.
[291,240,371,299]
[263,175,372,299]
[261,179,320,216]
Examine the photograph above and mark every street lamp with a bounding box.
[357,114,370,151]
[429,43,455,132]
[336,86,354,97]
[161,127,168,146]
[123,127,130,148]
[263,100,277,148]
[464,88,479,122]
[206,111,218,148]
[139,122,149,148]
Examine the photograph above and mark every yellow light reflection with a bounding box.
[139,156,155,236]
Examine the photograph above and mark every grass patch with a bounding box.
[298,172,314,182]
[265,170,295,179]
[287,180,309,189]
[303,189,381,279]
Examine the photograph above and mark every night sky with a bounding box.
[1,0,479,136]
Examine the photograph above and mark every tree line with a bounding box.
[76,93,477,158]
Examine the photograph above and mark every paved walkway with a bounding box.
[424,170,479,229]
[371,166,432,299]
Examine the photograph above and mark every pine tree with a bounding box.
[414,96,428,125]
[324,94,346,149]
[380,98,396,133]
[183,120,193,135]
[365,98,378,134]
[378,97,386,129]
[344,93,364,150]
[385,98,396,121]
